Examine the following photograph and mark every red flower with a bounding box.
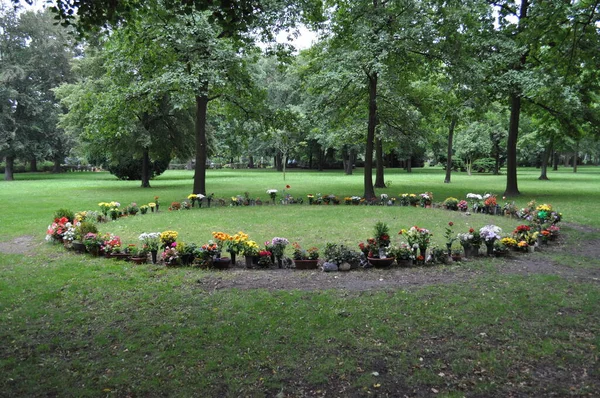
[398,231,403,235]
[417,255,424,261]
[469,228,474,233]
[449,222,454,226]
[286,185,291,189]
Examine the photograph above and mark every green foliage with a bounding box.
[107,156,170,181]
[75,221,98,240]
[53,208,75,222]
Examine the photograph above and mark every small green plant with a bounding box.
[53,208,75,222]
[75,221,98,241]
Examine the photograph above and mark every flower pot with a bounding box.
[110,253,131,260]
[212,257,231,270]
[485,242,494,256]
[88,246,100,256]
[367,257,395,268]
[245,255,259,268]
[130,256,147,265]
[293,259,319,270]
[72,241,87,253]
[527,246,535,253]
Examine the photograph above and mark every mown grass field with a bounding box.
[0,166,599,397]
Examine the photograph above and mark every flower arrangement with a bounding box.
[517,240,529,251]
[387,242,415,260]
[399,194,410,206]
[292,242,319,260]
[479,225,502,242]
[226,231,249,254]
[196,242,220,260]
[127,202,139,215]
[269,237,289,258]
[443,197,459,210]
[351,196,362,205]
[139,205,149,215]
[258,250,273,267]
[266,189,278,203]
[139,232,161,251]
[324,243,360,266]
[408,193,419,206]
[419,192,433,207]
[373,221,390,248]
[212,231,232,250]
[103,235,122,254]
[400,226,432,252]
[159,230,178,248]
[162,244,180,265]
[148,202,157,212]
[358,238,377,257]
[458,200,468,212]
[457,227,481,248]
[483,195,497,208]
[344,197,352,205]
[241,240,260,256]
[380,194,389,205]
[500,237,518,248]
[46,216,71,242]
[169,202,182,211]
[82,232,105,252]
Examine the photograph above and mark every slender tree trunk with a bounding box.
[248,155,254,168]
[573,141,579,173]
[308,151,313,170]
[318,150,324,171]
[4,156,14,181]
[275,153,283,172]
[374,136,385,187]
[406,157,412,173]
[444,117,457,183]
[538,139,552,180]
[30,157,37,172]
[552,151,559,170]
[141,148,151,188]
[504,93,522,196]
[344,148,354,175]
[193,94,209,195]
[363,72,377,199]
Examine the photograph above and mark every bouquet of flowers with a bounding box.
[399,194,410,206]
[162,243,180,265]
[419,192,433,207]
[373,221,390,248]
[270,237,289,258]
[102,235,122,254]
[241,240,260,256]
[266,189,278,203]
[387,242,415,260]
[159,230,178,248]
[138,232,161,251]
[46,216,71,242]
[358,238,377,257]
[212,231,232,250]
[458,200,469,212]
[400,226,432,252]
[408,194,419,206]
[258,250,273,267]
[479,225,502,243]
[443,197,459,210]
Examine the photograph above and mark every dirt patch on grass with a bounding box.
[0,235,40,255]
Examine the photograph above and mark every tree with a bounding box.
[0,7,76,180]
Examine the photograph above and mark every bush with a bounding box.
[75,222,98,241]
[472,158,496,173]
[54,208,75,222]
[107,156,170,181]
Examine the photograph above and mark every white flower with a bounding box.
[266,189,278,194]
[196,194,205,199]
[380,194,389,199]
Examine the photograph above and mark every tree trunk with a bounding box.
[30,157,38,172]
[193,94,209,195]
[141,148,151,188]
[552,151,559,170]
[248,155,254,168]
[275,153,283,172]
[374,136,386,187]
[444,117,457,183]
[406,157,412,173]
[52,156,61,173]
[504,93,521,196]
[344,148,354,175]
[538,139,551,180]
[573,141,578,173]
[4,155,14,181]
[318,150,325,171]
[363,72,377,199]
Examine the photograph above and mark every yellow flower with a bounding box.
[187,194,197,200]
[148,202,156,208]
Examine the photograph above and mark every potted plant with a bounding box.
[138,232,161,263]
[324,243,361,270]
[479,224,503,256]
[241,240,260,268]
[180,243,197,265]
[257,250,273,268]
[291,242,319,270]
[269,237,289,268]
[387,242,415,267]
[130,246,149,264]
[162,244,180,266]
[400,225,432,261]
[82,232,104,256]
[443,197,459,211]
[493,240,510,257]
[72,221,98,253]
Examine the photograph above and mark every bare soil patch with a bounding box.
[0,235,40,255]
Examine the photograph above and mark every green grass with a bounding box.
[0,166,599,396]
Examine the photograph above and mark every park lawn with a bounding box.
[0,166,599,396]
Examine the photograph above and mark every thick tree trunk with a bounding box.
[52,156,61,173]
[4,156,14,181]
[504,94,521,196]
[363,72,377,199]
[248,155,254,168]
[444,118,457,183]
[141,148,151,188]
[193,94,209,195]
[275,153,283,172]
[30,157,38,172]
[374,137,386,187]
[538,139,551,180]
